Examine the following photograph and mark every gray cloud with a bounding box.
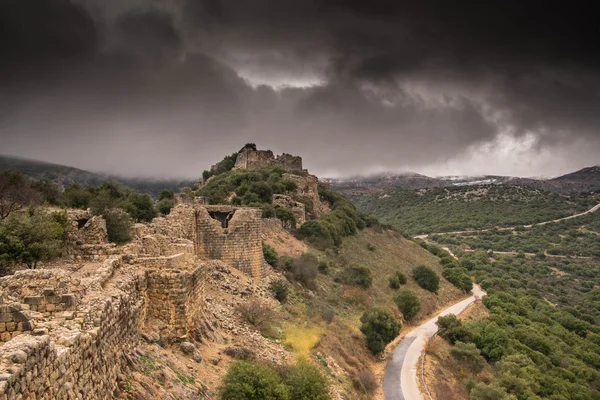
[0,0,598,179]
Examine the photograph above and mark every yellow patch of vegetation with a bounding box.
[284,324,325,356]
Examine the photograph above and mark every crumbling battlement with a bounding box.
[196,206,266,279]
[234,148,303,171]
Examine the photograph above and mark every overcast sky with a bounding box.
[1,0,599,179]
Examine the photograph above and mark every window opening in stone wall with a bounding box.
[208,211,234,228]
[77,218,89,229]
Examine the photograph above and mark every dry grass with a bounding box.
[283,324,325,356]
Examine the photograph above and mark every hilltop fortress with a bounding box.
[233,148,303,171]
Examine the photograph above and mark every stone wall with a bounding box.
[196,206,266,279]
[234,148,302,171]
[0,258,147,400]
[0,303,33,344]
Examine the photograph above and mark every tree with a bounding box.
[442,267,473,292]
[437,315,471,344]
[0,208,65,269]
[394,290,421,321]
[158,189,174,201]
[449,341,486,374]
[0,170,41,221]
[275,207,297,229]
[284,359,330,400]
[31,179,61,205]
[290,253,319,288]
[156,198,175,215]
[360,307,401,354]
[125,192,157,222]
[469,383,517,400]
[104,209,133,245]
[413,265,440,292]
[218,361,289,400]
[62,183,91,209]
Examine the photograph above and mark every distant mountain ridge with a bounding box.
[0,155,194,197]
[327,166,600,194]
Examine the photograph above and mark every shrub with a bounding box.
[396,271,407,284]
[413,265,440,292]
[277,255,294,271]
[0,208,65,270]
[318,260,331,275]
[263,242,279,266]
[352,368,377,394]
[338,264,373,289]
[436,315,472,344]
[367,242,376,251]
[104,209,133,244]
[223,347,256,361]
[442,267,473,292]
[394,290,421,321]
[218,361,289,400]
[290,253,319,288]
[157,198,175,215]
[389,271,407,289]
[360,307,401,354]
[299,220,329,238]
[281,179,297,192]
[449,341,486,374]
[237,300,278,336]
[284,359,330,400]
[270,280,289,303]
[275,207,296,229]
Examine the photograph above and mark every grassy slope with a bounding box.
[280,227,465,398]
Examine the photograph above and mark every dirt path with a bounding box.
[415,202,600,239]
[382,285,487,400]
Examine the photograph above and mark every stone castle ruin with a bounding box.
[234,148,303,171]
[0,202,267,399]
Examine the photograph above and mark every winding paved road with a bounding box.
[383,285,487,400]
[414,202,600,239]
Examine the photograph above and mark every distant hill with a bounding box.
[0,155,194,197]
[327,166,600,195]
[325,172,514,194]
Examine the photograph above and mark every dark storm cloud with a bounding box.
[0,0,599,178]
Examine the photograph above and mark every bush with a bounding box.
[436,315,472,344]
[284,359,330,400]
[218,361,289,400]
[277,255,294,271]
[290,253,319,288]
[394,290,421,321]
[104,209,133,244]
[223,347,256,361]
[299,220,329,238]
[389,271,407,289]
[449,341,486,374]
[360,307,401,354]
[237,300,278,336]
[413,265,440,292]
[275,207,296,229]
[337,264,373,289]
[0,208,65,270]
[396,271,408,284]
[156,198,175,215]
[352,369,377,394]
[318,260,331,275]
[263,242,279,266]
[270,280,289,303]
[442,267,473,292]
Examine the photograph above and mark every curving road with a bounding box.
[383,285,487,400]
[414,202,600,239]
